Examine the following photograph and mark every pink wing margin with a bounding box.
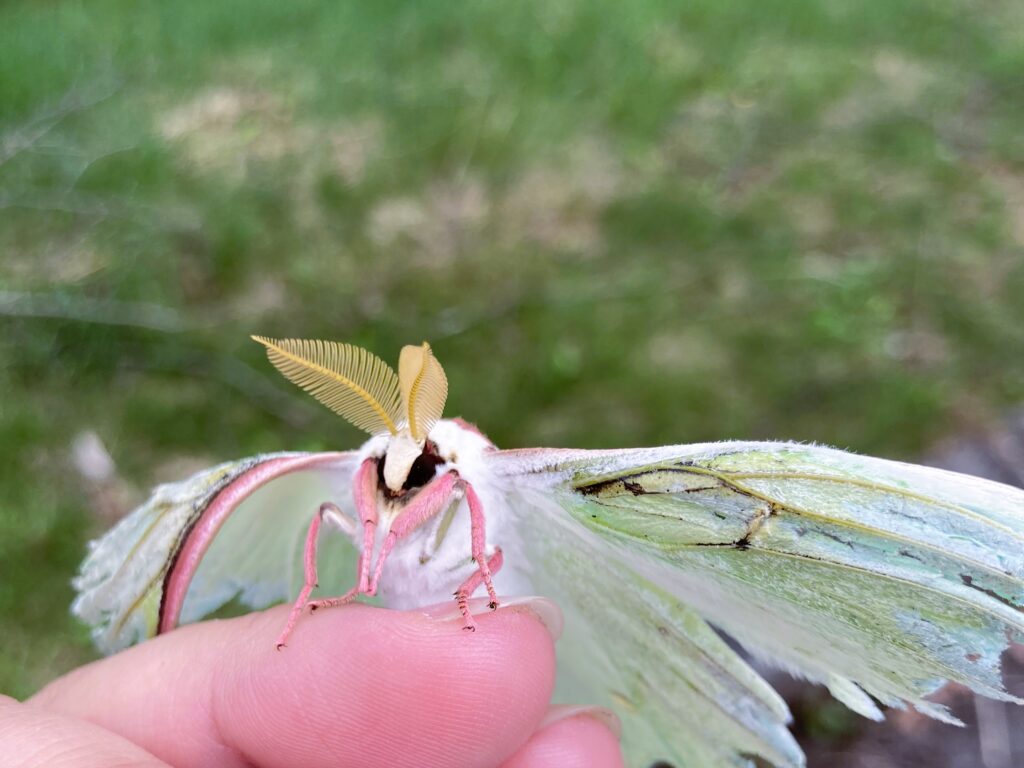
[73,451,358,654]
[160,452,356,633]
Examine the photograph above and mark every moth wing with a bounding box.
[505,486,803,767]
[72,451,359,654]
[488,441,1024,767]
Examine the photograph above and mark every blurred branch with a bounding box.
[0,191,114,217]
[97,338,325,431]
[0,290,192,333]
[1,78,122,166]
[212,357,324,430]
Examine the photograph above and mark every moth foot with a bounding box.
[275,642,286,651]
[488,601,498,610]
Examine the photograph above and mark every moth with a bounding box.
[73,337,1024,768]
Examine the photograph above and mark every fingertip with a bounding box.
[419,596,563,642]
[217,600,558,768]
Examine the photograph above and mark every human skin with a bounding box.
[2,597,624,768]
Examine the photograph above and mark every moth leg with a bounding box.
[352,457,380,593]
[305,589,359,613]
[368,471,461,594]
[464,482,500,610]
[454,547,504,631]
[275,458,379,649]
[275,501,346,649]
[321,504,358,538]
[305,454,384,610]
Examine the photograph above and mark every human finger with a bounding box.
[0,695,171,768]
[31,597,561,768]
[499,705,624,768]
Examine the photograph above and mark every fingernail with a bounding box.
[499,596,564,641]
[420,596,563,641]
[539,704,623,740]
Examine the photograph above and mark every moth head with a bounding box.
[251,336,448,492]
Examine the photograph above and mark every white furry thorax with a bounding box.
[350,419,529,610]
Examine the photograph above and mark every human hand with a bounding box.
[4,597,624,767]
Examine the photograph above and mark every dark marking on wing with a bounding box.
[623,480,645,495]
[960,574,1023,612]
[157,460,259,632]
[577,467,775,551]
[578,468,723,497]
[816,528,856,549]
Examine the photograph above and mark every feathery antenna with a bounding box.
[252,336,402,435]
[399,342,448,441]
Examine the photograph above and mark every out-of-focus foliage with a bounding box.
[1,0,1022,755]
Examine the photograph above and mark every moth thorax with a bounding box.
[383,432,424,492]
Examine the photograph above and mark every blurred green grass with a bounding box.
[1,0,1023,709]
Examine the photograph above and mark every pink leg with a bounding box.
[307,589,359,613]
[275,502,336,649]
[352,459,379,593]
[455,548,504,631]
[464,483,500,609]
[368,471,461,594]
[306,454,384,613]
[275,458,379,649]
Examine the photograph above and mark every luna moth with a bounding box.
[72,337,1024,768]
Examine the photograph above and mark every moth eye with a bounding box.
[405,450,442,493]
[378,441,444,492]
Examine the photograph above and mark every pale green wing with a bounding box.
[72,451,359,654]
[489,441,1024,767]
[514,493,803,767]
